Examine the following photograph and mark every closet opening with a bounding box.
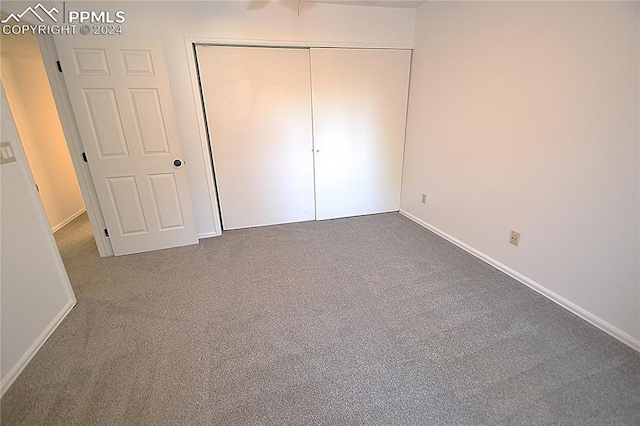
[195,44,412,232]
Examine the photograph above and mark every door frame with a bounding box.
[0,83,78,396]
[37,34,114,257]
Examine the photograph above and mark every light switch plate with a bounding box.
[0,141,16,164]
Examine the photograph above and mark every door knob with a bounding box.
[173,159,182,167]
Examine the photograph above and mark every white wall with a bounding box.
[1,31,85,232]
[0,85,77,395]
[62,0,416,237]
[402,1,640,347]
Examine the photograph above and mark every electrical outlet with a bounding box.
[421,193,427,204]
[510,231,521,246]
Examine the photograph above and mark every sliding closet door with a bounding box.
[311,48,411,221]
[197,46,315,230]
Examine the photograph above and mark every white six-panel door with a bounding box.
[55,37,198,255]
[197,46,316,230]
[310,48,412,221]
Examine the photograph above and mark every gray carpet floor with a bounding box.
[1,212,639,425]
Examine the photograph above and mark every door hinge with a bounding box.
[56,60,63,73]
[35,184,39,192]
[104,228,109,237]
[82,152,88,163]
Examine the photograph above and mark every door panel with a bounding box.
[197,45,315,230]
[83,89,129,157]
[72,49,110,75]
[130,89,169,154]
[55,37,197,255]
[310,48,412,221]
[106,176,147,235]
[148,173,185,230]
[121,50,154,75]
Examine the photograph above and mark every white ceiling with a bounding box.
[301,0,427,8]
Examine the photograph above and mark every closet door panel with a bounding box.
[197,46,315,230]
[311,48,411,221]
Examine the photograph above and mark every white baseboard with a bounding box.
[399,209,640,353]
[0,299,76,396]
[52,208,86,233]
[198,231,220,239]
